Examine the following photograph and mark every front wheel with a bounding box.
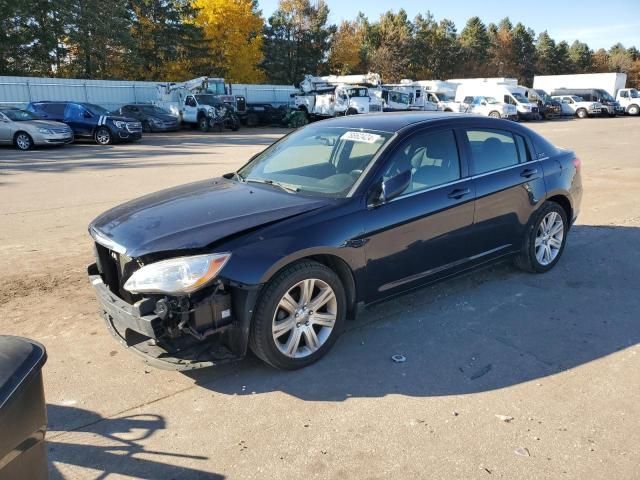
[249,260,346,370]
[576,108,588,119]
[489,111,501,118]
[627,105,639,115]
[14,132,33,150]
[198,116,210,132]
[95,127,112,145]
[514,202,568,273]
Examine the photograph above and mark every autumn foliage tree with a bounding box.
[192,0,265,82]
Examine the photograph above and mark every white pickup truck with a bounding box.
[616,88,640,115]
[294,85,375,118]
[551,95,603,118]
[459,95,518,119]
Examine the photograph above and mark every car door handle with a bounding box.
[520,168,539,178]
[447,188,471,199]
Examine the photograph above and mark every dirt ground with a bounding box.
[1,119,639,480]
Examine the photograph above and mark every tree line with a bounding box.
[1,0,639,87]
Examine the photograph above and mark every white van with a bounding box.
[455,83,539,120]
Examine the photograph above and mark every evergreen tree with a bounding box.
[262,0,335,84]
[568,40,592,73]
[511,23,536,84]
[555,41,571,74]
[608,43,633,72]
[368,9,413,82]
[458,16,491,76]
[412,14,459,79]
[536,31,558,74]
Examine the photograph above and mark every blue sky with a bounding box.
[257,0,639,49]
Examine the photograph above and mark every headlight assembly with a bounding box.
[37,127,53,134]
[113,120,126,128]
[123,253,231,295]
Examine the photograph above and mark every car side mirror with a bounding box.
[481,101,487,106]
[369,170,411,207]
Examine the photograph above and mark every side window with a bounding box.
[385,130,461,194]
[504,95,515,105]
[466,129,519,174]
[43,103,66,116]
[65,103,86,120]
[620,90,628,98]
[463,96,474,104]
[514,134,531,162]
[185,96,196,107]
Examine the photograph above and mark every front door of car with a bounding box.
[463,127,546,259]
[183,96,198,123]
[0,113,12,143]
[64,103,93,136]
[360,128,476,301]
[560,97,574,115]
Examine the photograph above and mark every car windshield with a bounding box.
[237,126,394,198]
[195,94,220,106]
[534,89,552,102]
[597,90,615,101]
[630,89,640,98]
[85,103,109,115]
[512,92,530,103]
[437,93,454,101]
[347,88,369,98]
[205,81,226,95]
[139,105,170,115]
[2,109,39,121]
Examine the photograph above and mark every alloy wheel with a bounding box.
[15,133,32,150]
[272,278,337,358]
[535,211,564,266]
[96,128,111,145]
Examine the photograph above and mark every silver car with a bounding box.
[0,108,74,150]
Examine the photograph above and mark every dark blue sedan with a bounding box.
[88,113,582,370]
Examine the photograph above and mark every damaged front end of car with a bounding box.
[88,235,259,370]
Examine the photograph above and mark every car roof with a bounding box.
[310,112,521,134]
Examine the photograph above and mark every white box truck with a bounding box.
[533,73,636,115]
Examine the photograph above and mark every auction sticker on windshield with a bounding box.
[341,131,383,144]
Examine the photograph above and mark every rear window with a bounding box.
[466,129,519,174]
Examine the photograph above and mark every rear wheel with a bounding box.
[628,104,639,115]
[14,132,33,150]
[514,201,568,273]
[489,111,501,118]
[95,127,112,145]
[576,108,588,119]
[249,260,346,370]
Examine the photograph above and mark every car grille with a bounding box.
[126,122,142,133]
[49,126,72,134]
[94,242,140,303]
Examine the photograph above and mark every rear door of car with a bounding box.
[361,127,476,301]
[64,103,93,137]
[36,102,66,121]
[462,125,546,259]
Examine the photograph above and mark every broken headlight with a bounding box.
[123,253,231,295]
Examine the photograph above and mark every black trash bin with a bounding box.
[0,336,48,480]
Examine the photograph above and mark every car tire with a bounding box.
[576,108,588,119]
[489,111,501,118]
[627,104,639,115]
[514,201,568,273]
[249,260,346,370]
[198,116,210,132]
[95,127,112,145]
[14,132,34,151]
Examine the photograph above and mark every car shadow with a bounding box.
[185,224,639,401]
[47,404,223,480]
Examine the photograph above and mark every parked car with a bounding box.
[616,88,640,115]
[0,107,73,150]
[550,89,624,117]
[524,89,562,119]
[551,95,603,118]
[27,101,142,145]
[460,96,518,120]
[88,113,582,370]
[113,104,179,132]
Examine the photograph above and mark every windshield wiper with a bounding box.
[246,178,300,193]
[230,171,245,182]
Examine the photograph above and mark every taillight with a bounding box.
[572,157,581,171]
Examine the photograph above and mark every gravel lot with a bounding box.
[1,118,639,480]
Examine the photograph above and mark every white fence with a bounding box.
[0,76,298,110]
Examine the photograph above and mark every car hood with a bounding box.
[20,120,71,129]
[147,114,178,121]
[107,115,138,122]
[89,178,332,258]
